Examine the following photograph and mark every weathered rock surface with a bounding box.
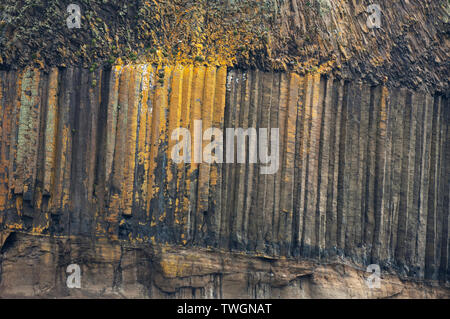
[0,0,449,298]
[0,232,448,298]
[0,1,449,91]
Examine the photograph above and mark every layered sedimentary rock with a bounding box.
[0,232,448,298]
[0,0,449,298]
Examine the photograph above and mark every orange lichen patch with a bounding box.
[317,60,336,74]
[370,55,385,68]
[7,223,23,231]
[32,224,48,235]
[132,0,277,68]
[159,256,189,278]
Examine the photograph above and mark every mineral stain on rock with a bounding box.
[0,0,449,298]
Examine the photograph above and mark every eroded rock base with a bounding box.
[0,232,448,299]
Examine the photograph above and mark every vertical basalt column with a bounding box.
[0,66,448,283]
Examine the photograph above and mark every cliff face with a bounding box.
[0,0,449,298]
[0,65,448,298]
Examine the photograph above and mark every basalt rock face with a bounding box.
[0,65,449,298]
[0,0,449,298]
